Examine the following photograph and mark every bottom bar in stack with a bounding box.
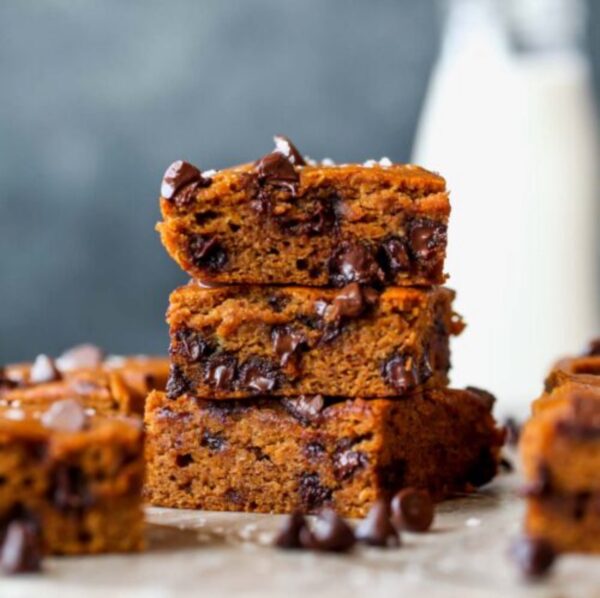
[145,388,503,517]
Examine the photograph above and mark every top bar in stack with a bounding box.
[157,136,449,287]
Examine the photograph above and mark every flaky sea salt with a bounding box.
[379,157,392,167]
[321,157,335,166]
[202,169,217,178]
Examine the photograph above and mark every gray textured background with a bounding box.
[0,0,597,362]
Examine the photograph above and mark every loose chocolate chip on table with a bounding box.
[271,326,307,367]
[41,398,87,433]
[255,151,299,195]
[188,234,228,272]
[509,536,556,578]
[274,512,308,549]
[204,354,237,391]
[465,386,496,411]
[166,365,192,399]
[300,508,356,552]
[56,344,104,371]
[328,242,385,287]
[273,135,306,166]
[0,519,42,574]
[584,337,600,356]
[282,395,325,425]
[29,354,61,384]
[355,499,400,548]
[391,488,435,532]
[383,354,419,394]
[161,160,210,200]
[238,357,279,393]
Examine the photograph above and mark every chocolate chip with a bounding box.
[224,488,244,505]
[274,512,307,549]
[29,354,61,384]
[56,344,104,371]
[383,354,420,394]
[391,488,434,532]
[238,357,279,394]
[282,395,324,425]
[503,417,521,446]
[299,508,355,552]
[333,447,368,481]
[267,294,289,313]
[327,283,377,321]
[204,354,237,391]
[188,234,227,272]
[509,536,556,578]
[584,338,600,356]
[276,198,336,236]
[466,448,498,487]
[173,328,213,362]
[377,237,411,279]
[161,160,208,200]
[355,500,401,548]
[201,430,227,452]
[408,220,447,273]
[466,386,496,411]
[271,326,307,367]
[298,472,332,511]
[255,151,299,194]
[166,365,191,399]
[328,242,385,287]
[304,441,326,460]
[50,465,92,511]
[273,135,306,166]
[40,399,87,432]
[0,519,42,574]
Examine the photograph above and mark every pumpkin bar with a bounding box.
[166,283,463,400]
[521,380,600,552]
[0,399,145,556]
[157,136,449,287]
[145,387,502,517]
[1,345,169,416]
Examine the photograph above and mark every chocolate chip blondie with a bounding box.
[157,136,449,287]
[0,399,145,556]
[166,283,463,399]
[144,388,503,517]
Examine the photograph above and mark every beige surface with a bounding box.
[3,468,600,598]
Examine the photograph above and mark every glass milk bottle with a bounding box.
[412,0,599,416]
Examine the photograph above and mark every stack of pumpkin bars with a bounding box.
[146,136,504,517]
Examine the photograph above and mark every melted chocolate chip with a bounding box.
[276,198,337,236]
[56,344,104,371]
[333,447,368,481]
[408,220,447,274]
[382,354,420,394]
[327,283,377,321]
[188,235,227,272]
[161,160,210,200]
[355,500,400,548]
[391,488,435,532]
[204,354,237,391]
[201,430,227,452]
[271,326,307,367]
[255,151,299,195]
[273,135,306,166]
[0,519,42,574]
[173,328,213,362]
[299,508,355,552]
[377,236,411,279]
[29,354,61,384]
[40,399,87,432]
[50,465,92,511]
[298,473,332,511]
[282,395,325,425]
[166,365,191,399]
[510,536,556,578]
[328,242,385,287]
[274,512,307,549]
[238,357,279,394]
[465,386,496,411]
[584,338,600,356]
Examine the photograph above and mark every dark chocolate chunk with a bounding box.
[204,354,238,392]
[299,508,355,552]
[509,536,556,578]
[274,512,307,549]
[466,448,498,487]
[378,237,411,278]
[0,519,42,574]
[29,354,61,384]
[188,234,227,272]
[408,220,447,273]
[333,447,368,481]
[282,395,325,425]
[173,328,213,362]
[201,430,227,452]
[304,441,326,460]
[328,241,385,287]
[328,283,370,320]
[161,160,209,200]
[355,499,400,548]
[255,151,299,195]
[275,198,336,236]
[40,399,87,432]
[465,386,496,411]
[166,365,192,399]
[50,465,92,511]
[56,344,104,371]
[298,472,332,511]
[391,488,434,532]
[238,357,279,394]
[382,354,419,394]
[271,326,307,367]
[503,417,521,446]
[273,135,306,166]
